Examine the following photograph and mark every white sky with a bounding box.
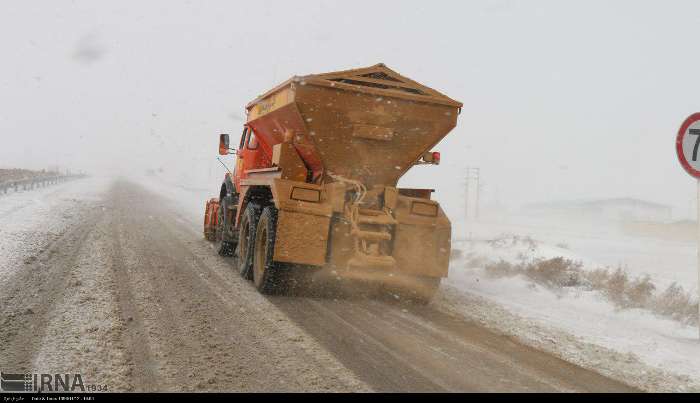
[2,0,699,219]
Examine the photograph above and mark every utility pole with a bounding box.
[465,167,480,221]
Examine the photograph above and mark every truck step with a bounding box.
[351,229,392,241]
[357,214,397,225]
[348,254,396,269]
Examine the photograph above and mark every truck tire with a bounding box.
[237,202,261,280]
[253,206,288,294]
[216,197,235,257]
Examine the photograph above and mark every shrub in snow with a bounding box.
[481,256,697,326]
[653,283,698,325]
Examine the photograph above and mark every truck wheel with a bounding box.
[237,202,261,280]
[253,206,288,294]
[216,197,235,257]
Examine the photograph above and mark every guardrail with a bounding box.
[0,174,87,196]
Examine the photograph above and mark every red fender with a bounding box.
[203,198,220,241]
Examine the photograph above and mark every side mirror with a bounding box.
[219,133,230,155]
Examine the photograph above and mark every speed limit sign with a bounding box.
[676,113,700,178]
[676,112,700,340]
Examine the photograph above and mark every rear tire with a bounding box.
[237,202,261,280]
[253,206,288,294]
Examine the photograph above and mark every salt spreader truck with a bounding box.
[203,64,462,302]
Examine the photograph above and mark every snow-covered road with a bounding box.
[133,174,700,391]
[0,176,637,392]
[0,176,110,284]
[2,174,696,391]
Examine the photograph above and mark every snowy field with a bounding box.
[447,215,700,391]
[453,215,697,289]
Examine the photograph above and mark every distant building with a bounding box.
[523,198,672,223]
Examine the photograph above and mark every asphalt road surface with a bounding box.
[0,180,638,392]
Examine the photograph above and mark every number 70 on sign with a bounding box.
[676,113,700,178]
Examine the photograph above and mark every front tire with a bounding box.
[216,197,235,257]
[237,202,261,279]
[253,206,288,294]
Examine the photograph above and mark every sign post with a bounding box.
[676,113,700,339]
